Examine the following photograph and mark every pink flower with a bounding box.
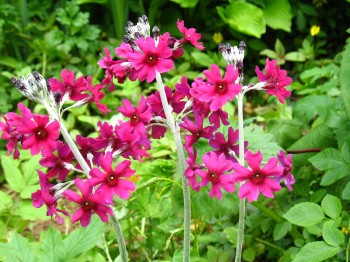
[277,150,295,191]
[39,141,74,180]
[233,150,284,202]
[127,37,174,82]
[184,149,202,192]
[191,64,242,111]
[64,178,113,227]
[87,76,111,115]
[118,96,152,133]
[196,152,236,200]
[49,69,89,101]
[32,170,68,224]
[177,20,204,50]
[255,58,292,103]
[90,153,136,201]
[17,115,60,156]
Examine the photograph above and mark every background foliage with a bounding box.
[0,0,350,261]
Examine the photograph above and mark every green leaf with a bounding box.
[267,119,303,149]
[285,52,306,62]
[340,41,350,119]
[273,221,292,241]
[170,0,198,8]
[322,221,345,247]
[321,195,342,219]
[191,52,214,67]
[309,148,350,186]
[0,191,12,211]
[242,247,255,262]
[63,216,105,258]
[275,39,285,57]
[224,227,238,247]
[1,232,36,262]
[1,155,25,192]
[259,49,278,59]
[292,241,340,262]
[18,200,49,221]
[217,2,266,38]
[39,227,64,262]
[342,181,350,200]
[263,0,292,32]
[283,202,325,227]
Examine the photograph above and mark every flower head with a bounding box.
[196,152,236,200]
[277,150,295,191]
[177,20,204,50]
[64,178,113,227]
[233,150,284,202]
[255,58,292,103]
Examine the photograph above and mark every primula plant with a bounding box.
[0,15,295,261]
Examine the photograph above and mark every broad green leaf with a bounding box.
[0,191,12,211]
[285,52,306,62]
[322,221,344,247]
[273,221,292,241]
[39,227,64,262]
[63,216,105,259]
[191,52,214,67]
[321,195,342,219]
[263,0,292,32]
[342,181,350,200]
[18,200,49,221]
[340,41,350,119]
[224,227,238,247]
[217,2,266,38]
[4,232,36,262]
[275,39,285,57]
[170,0,198,8]
[292,241,340,262]
[309,148,350,186]
[283,202,324,227]
[259,49,278,59]
[242,247,255,262]
[1,155,25,192]
[267,119,303,149]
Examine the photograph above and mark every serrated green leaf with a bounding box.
[340,41,350,119]
[6,232,36,262]
[18,200,49,221]
[63,216,105,258]
[224,227,238,247]
[309,148,350,186]
[283,202,325,227]
[321,195,342,219]
[217,2,266,38]
[0,191,12,211]
[39,227,64,262]
[322,221,344,247]
[342,181,350,200]
[292,241,340,262]
[1,155,25,192]
[263,0,292,32]
[273,221,291,241]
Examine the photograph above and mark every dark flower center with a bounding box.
[145,53,158,66]
[131,114,138,124]
[251,172,264,185]
[215,81,227,95]
[208,172,219,184]
[107,173,119,186]
[35,127,48,140]
[82,201,95,211]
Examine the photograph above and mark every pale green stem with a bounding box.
[235,93,246,262]
[110,213,128,262]
[42,100,128,261]
[155,71,191,262]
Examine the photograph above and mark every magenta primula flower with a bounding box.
[86,76,111,115]
[191,64,242,111]
[177,20,204,50]
[32,170,68,224]
[255,58,292,103]
[90,153,136,201]
[277,150,295,191]
[233,150,284,202]
[64,178,113,227]
[196,152,236,200]
[39,141,74,180]
[49,68,89,101]
[17,115,60,156]
[184,149,203,192]
[127,37,174,82]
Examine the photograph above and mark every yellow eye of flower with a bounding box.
[310,25,320,37]
[213,33,223,44]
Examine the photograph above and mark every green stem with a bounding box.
[110,212,128,262]
[155,71,191,262]
[251,202,283,222]
[235,93,246,262]
[255,238,285,253]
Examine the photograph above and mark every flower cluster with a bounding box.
[0,15,295,229]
